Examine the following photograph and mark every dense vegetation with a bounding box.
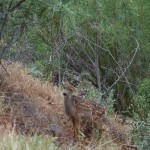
[0,0,150,149]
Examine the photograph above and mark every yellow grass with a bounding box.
[0,60,62,104]
[0,60,134,150]
[0,131,59,150]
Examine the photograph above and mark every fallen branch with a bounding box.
[121,144,138,150]
[0,59,10,76]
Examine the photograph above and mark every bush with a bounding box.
[132,120,150,150]
[132,78,150,149]
[134,78,150,121]
[77,81,115,115]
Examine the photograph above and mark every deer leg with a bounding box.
[71,117,76,138]
[72,117,80,140]
[74,117,81,141]
[72,117,75,128]
[94,120,109,138]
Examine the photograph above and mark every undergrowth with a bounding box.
[0,60,136,150]
[77,80,114,115]
[0,133,59,150]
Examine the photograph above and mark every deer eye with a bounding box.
[69,89,72,91]
[63,92,67,96]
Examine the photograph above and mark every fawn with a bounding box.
[62,81,108,140]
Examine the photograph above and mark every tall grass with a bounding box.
[0,60,62,104]
[0,60,135,149]
[0,133,60,150]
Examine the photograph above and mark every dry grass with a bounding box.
[107,116,131,144]
[0,60,135,150]
[0,60,62,104]
[0,130,60,150]
[0,60,72,143]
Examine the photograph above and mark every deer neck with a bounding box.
[64,94,74,115]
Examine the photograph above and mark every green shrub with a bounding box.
[132,78,150,150]
[132,120,150,150]
[78,81,115,115]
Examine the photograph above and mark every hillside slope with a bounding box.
[0,60,137,150]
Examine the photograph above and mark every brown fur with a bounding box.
[63,81,108,140]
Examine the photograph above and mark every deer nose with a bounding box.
[102,124,109,132]
[63,92,67,96]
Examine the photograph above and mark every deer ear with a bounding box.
[69,88,74,92]
[62,78,69,86]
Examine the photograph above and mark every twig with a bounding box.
[122,144,138,149]
[0,59,10,76]
[103,37,139,95]
[100,137,120,146]
[9,0,26,12]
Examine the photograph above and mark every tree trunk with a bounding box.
[94,32,102,93]
[49,12,54,82]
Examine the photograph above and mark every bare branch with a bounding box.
[0,23,25,57]
[105,37,139,94]
[9,0,26,12]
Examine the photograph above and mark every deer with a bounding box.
[62,80,108,140]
